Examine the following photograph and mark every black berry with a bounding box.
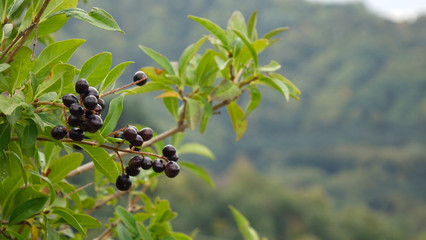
[98,98,105,110]
[51,126,67,140]
[129,145,141,152]
[75,78,89,94]
[138,127,153,141]
[165,161,180,178]
[123,127,138,142]
[133,71,148,86]
[162,144,176,158]
[116,175,132,191]
[62,93,78,107]
[69,103,84,116]
[81,87,99,99]
[130,134,143,147]
[152,158,165,173]
[83,95,98,110]
[68,114,82,127]
[128,156,142,169]
[141,156,152,170]
[88,115,103,132]
[167,153,179,162]
[94,104,103,113]
[125,166,140,176]
[79,121,90,132]
[69,128,84,141]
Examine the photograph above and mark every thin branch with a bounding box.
[86,190,128,215]
[31,101,66,108]
[100,77,147,98]
[0,227,12,240]
[63,182,94,199]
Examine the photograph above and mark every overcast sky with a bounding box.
[310,0,426,20]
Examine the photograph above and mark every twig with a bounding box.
[100,77,147,98]
[31,101,66,108]
[86,190,128,215]
[0,227,12,240]
[63,182,94,199]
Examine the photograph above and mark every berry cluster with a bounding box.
[51,79,105,141]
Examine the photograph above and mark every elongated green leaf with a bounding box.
[79,52,112,86]
[188,15,228,49]
[17,119,37,149]
[244,85,261,119]
[0,63,10,72]
[227,11,247,33]
[47,153,83,184]
[268,72,301,100]
[180,162,215,188]
[34,39,85,79]
[29,170,56,205]
[163,97,179,120]
[211,79,241,102]
[232,29,258,67]
[136,222,154,240]
[117,223,133,240]
[247,11,258,40]
[257,60,281,72]
[178,36,207,78]
[199,98,212,134]
[36,63,75,97]
[52,207,86,237]
[100,61,133,93]
[53,7,124,33]
[229,205,260,240]
[9,47,34,91]
[139,45,175,75]
[178,143,215,160]
[116,206,137,234]
[195,50,219,87]
[74,213,101,228]
[172,232,192,240]
[186,98,202,130]
[58,182,82,210]
[262,27,289,40]
[227,102,247,141]
[101,95,124,136]
[78,144,118,183]
[257,76,290,101]
[0,122,10,151]
[9,197,48,225]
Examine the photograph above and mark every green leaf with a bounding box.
[229,205,260,240]
[29,170,56,205]
[74,213,101,228]
[139,45,176,75]
[52,207,86,237]
[211,79,241,102]
[117,223,133,240]
[53,7,124,33]
[268,72,301,100]
[178,143,215,160]
[47,153,83,184]
[136,222,154,240]
[247,11,258,40]
[100,61,133,93]
[188,15,228,49]
[123,82,172,96]
[101,94,124,136]
[33,39,85,79]
[178,36,207,78]
[185,98,202,131]
[36,63,75,97]
[227,11,247,34]
[77,144,118,183]
[0,122,10,151]
[16,119,38,149]
[257,76,290,101]
[227,102,247,141]
[244,85,261,119]
[0,63,10,72]
[262,27,289,40]
[116,206,137,234]
[195,50,219,87]
[163,97,179,120]
[9,197,48,225]
[180,162,215,188]
[9,47,34,91]
[257,60,281,72]
[79,52,112,86]
[232,29,258,67]
[199,98,212,134]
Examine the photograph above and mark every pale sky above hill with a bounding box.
[310,0,426,21]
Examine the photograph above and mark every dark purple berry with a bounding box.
[88,115,103,132]
[162,144,176,158]
[152,158,165,173]
[68,114,82,127]
[62,93,78,107]
[75,78,89,94]
[125,166,140,176]
[114,131,124,139]
[98,98,105,110]
[141,156,152,170]
[79,121,91,132]
[51,126,67,140]
[85,110,93,118]
[94,104,103,113]
[83,95,98,110]
[69,128,84,141]
[81,87,99,99]
[129,145,141,152]
[116,175,132,191]
[130,135,143,147]
[167,153,179,162]
[128,156,142,169]
[138,127,153,141]
[73,145,83,150]
[123,127,138,142]
[69,103,84,116]
[165,161,180,178]
[133,71,148,86]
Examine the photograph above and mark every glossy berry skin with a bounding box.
[69,128,84,141]
[79,121,90,132]
[68,114,82,127]
[94,104,103,113]
[138,127,153,141]
[75,78,89,94]
[83,95,98,110]
[98,98,105,110]
[116,175,132,191]
[141,156,152,170]
[165,161,180,178]
[81,87,99,99]
[69,103,84,116]
[152,158,165,173]
[62,93,78,107]
[131,135,143,147]
[125,166,140,176]
[128,155,142,169]
[51,126,67,140]
[123,127,138,142]
[162,144,176,158]
[133,71,148,86]
[167,153,179,162]
[88,115,103,132]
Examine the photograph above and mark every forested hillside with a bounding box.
[58,0,426,239]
